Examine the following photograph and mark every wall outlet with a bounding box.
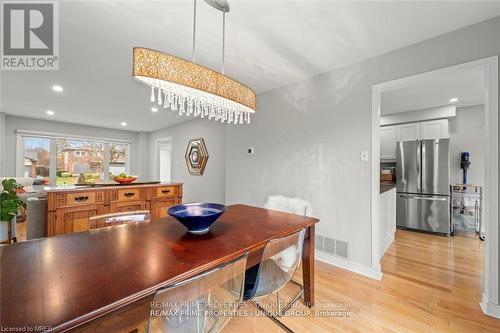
[248,147,255,155]
[361,150,369,162]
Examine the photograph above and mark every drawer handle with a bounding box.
[161,189,171,194]
[74,196,89,202]
[124,192,136,198]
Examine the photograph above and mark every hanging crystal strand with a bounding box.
[179,96,185,114]
[150,86,155,103]
[171,95,178,111]
[201,105,206,118]
[163,91,168,108]
[157,88,162,105]
[187,98,193,115]
[247,113,251,124]
[239,112,244,124]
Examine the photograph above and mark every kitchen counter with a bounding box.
[380,183,397,193]
[44,181,182,192]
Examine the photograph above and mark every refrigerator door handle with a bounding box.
[398,194,448,201]
[414,196,448,201]
[417,140,421,193]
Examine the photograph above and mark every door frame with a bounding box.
[154,137,172,182]
[371,56,499,316]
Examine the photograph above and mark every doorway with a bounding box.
[155,137,172,183]
[371,56,498,316]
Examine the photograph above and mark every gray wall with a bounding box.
[149,119,226,204]
[450,105,486,186]
[2,115,146,178]
[0,112,5,175]
[225,16,500,268]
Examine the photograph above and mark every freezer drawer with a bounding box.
[397,194,450,235]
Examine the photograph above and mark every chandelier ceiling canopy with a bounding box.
[132,0,256,124]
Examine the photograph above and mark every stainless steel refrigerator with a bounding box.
[396,139,451,235]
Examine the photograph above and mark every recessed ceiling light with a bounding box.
[151,107,158,112]
[52,85,63,92]
[46,110,54,116]
[449,98,458,103]
[121,122,127,126]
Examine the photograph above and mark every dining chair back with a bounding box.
[243,228,306,301]
[89,210,151,230]
[147,253,248,333]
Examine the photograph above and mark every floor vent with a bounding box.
[315,234,349,259]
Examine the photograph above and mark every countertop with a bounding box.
[380,183,397,194]
[43,181,183,192]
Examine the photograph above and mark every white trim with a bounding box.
[154,137,172,182]
[15,135,24,177]
[316,250,383,281]
[15,129,131,144]
[380,232,395,258]
[481,294,500,319]
[371,56,499,308]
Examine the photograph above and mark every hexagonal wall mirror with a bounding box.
[185,138,209,175]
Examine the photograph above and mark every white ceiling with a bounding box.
[2,1,500,131]
[381,68,486,114]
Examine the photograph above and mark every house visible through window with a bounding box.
[18,134,129,186]
[23,137,51,185]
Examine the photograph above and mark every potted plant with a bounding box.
[1,179,25,243]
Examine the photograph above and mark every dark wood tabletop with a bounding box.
[0,204,318,332]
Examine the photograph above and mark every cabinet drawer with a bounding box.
[156,186,178,198]
[117,188,141,201]
[153,199,176,219]
[111,200,148,213]
[66,192,97,206]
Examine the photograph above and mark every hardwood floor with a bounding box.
[224,230,500,333]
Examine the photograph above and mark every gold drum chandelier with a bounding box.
[133,0,256,124]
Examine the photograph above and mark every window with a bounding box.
[17,132,130,186]
[23,137,50,185]
[74,151,87,157]
[56,139,105,185]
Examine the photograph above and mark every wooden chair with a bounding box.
[89,210,151,230]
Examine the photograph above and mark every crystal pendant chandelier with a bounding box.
[133,0,256,124]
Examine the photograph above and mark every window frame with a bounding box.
[16,130,131,185]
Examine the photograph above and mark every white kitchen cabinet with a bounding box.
[380,187,396,257]
[396,123,421,142]
[420,119,449,139]
[380,126,397,160]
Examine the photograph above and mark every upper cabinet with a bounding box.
[380,126,397,160]
[381,119,449,161]
[396,123,421,142]
[420,119,449,139]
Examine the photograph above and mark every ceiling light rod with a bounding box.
[222,10,226,74]
[192,0,197,62]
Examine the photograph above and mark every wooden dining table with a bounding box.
[0,204,318,332]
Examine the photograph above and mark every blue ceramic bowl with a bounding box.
[167,203,226,234]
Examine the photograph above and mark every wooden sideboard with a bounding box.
[46,183,183,236]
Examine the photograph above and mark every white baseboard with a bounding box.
[480,294,500,319]
[380,232,395,257]
[316,250,383,281]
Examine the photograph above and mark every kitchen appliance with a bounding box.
[461,152,471,185]
[396,139,450,235]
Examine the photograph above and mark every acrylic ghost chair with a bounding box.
[242,228,306,333]
[88,210,151,230]
[147,253,248,333]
